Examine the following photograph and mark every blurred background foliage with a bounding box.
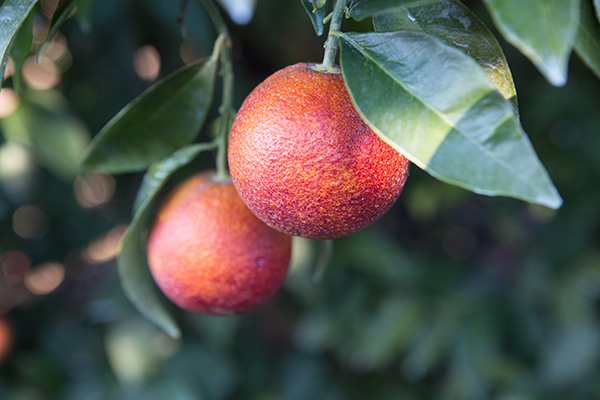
[0,0,599,399]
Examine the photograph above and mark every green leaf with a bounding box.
[347,0,438,21]
[360,296,423,367]
[482,0,580,87]
[81,57,217,173]
[132,142,217,217]
[540,325,600,386]
[301,0,327,36]
[118,143,215,339]
[373,0,518,113]
[595,0,600,22]
[0,91,90,181]
[575,0,600,79]
[8,7,33,92]
[37,0,77,60]
[0,0,38,90]
[339,31,562,209]
[73,0,93,33]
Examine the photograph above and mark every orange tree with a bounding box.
[1,0,600,398]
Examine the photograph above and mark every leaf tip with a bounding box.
[541,57,569,87]
[164,323,182,340]
[534,186,563,210]
[544,193,564,210]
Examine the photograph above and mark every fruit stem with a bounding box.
[320,0,347,70]
[201,0,235,182]
[215,42,235,182]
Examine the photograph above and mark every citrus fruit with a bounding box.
[147,171,292,314]
[228,63,410,239]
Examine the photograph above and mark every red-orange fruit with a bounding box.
[228,63,410,240]
[147,171,292,315]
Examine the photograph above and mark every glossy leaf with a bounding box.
[575,0,600,79]
[482,0,580,86]
[339,31,562,209]
[301,0,327,36]
[81,57,217,173]
[118,143,215,339]
[347,0,437,21]
[595,0,600,22]
[373,0,518,112]
[0,0,38,90]
[8,8,33,92]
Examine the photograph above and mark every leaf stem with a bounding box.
[201,0,235,182]
[177,0,190,37]
[312,239,333,283]
[320,0,347,70]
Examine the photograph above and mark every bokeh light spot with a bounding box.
[24,262,65,295]
[74,172,116,208]
[83,225,127,264]
[41,35,72,72]
[0,88,19,118]
[2,57,14,81]
[22,55,61,90]
[133,45,161,82]
[179,39,201,65]
[0,143,32,178]
[12,205,50,240]
[1,250,31,284]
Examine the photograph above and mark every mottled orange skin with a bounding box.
[228,63,410,240]
[147,171,292,315]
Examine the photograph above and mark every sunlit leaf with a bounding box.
[373,0,518,112]
[118,143,215,339]
[575,0,600,79]
[81,57,217,173]
[482,0,580,86]
[301,0,327,36]
[0,0,38,90]
[346,0,437,21]
[339,31,562,209]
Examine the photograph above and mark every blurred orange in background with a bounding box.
[0,317,12,362]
